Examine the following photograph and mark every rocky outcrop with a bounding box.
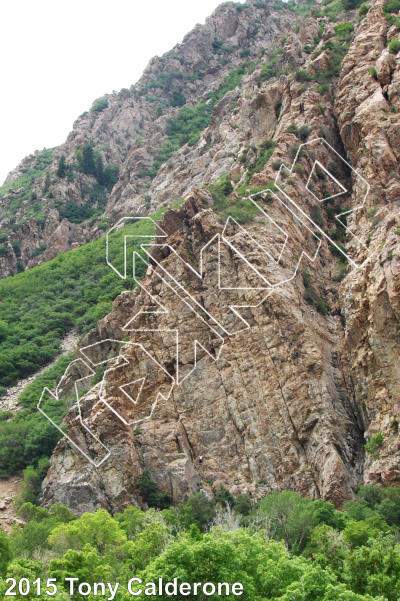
[5,0,400,513]
[334,0,400,487]
[0,0,297,277]
[41,183,365,512]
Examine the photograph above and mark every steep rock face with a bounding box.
[0,0,296,278]
[41,186,364,512]
[26,0,400,512]
[334,0,400,487]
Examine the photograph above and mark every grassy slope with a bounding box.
[0,208,166,389]
[0,208,166,477]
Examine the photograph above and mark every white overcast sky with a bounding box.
[0,0,241,185]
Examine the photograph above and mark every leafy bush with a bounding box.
[365,432,384,459]
[298,125,312,141]
[343,0,365,8]
[0,411,13,421]
[287,124,299,135]
[137,469,171,509]
[316,298,329,314]
[330,242,348,261]
[295,69,312,82]
[0,485,399,598]
[209,176,262,224]
[334,21,354,40]
[323,0,345,19]
[286,124,311,141]
[56,200,96,224]
[236,2,251,11]
[359,2,369,15]
[369,66,378,79]
[14,465,42,507]
[389,38,400,53]
[170,91,186,107]
[90,98,109,113]
[383,0,400,13]
[31,244,47,258]
[0,208,166,389]
[11,240,21,257]
[317,83,330,94]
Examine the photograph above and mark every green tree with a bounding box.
[49,544,112,598]
[364,432,384,459]
[343,534,400,600]
[233,494,252,516]
[95,153,104,184]
[175,492,216,531]
[56,155,67,178]
[48,509,127,556]
[103,163,119,189]
[0,528,10,576]
[5,559,45,599]
[215,484,235,507]
[255,490,318,552]
[15,465,42,507]
[342,517,387,549]
[314,499,345,529]
[0,320,8,342]
[136,530,275,600]
[304,524,345,573]
[120,521,171,571]
[137,469,171,509]
[114,505,145,539]
[10,520,52,559]
[80,144,96,176]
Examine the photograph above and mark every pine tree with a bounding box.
[81,144,96,176]
[95,153,104,184]
[103,163,119,189]
[56,154,66,178]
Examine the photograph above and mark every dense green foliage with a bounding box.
[56,155,67,179]
[137,470,172,509]
[389,38,400,53]
[90,98,109,113]
[0,353,73,477]
[365,432,385,460]
[76,144,119,188]
[1,486,399,600]
[0,209,166,479]
[0,211,164,388]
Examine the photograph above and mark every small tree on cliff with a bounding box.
[56,154,66,178]
[137,469,172,509]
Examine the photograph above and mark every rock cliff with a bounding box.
[0,0,294,278]
[3,0,400,512]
